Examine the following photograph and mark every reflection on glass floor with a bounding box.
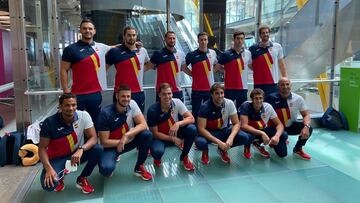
[23,129,360,203]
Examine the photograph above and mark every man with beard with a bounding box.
[147,83,196,171]
[61,18,110,129]
[195,83,253,164]
[39,93,103,194]
[97,84,153,180]
[239,88,288,159]
[267,77,312,160]
[106,26,151,112]
[249,25,287,97]
[147,31,187,101]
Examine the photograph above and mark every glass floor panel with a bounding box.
[23,129,360,203]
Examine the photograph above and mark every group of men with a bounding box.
[39,18,313,194]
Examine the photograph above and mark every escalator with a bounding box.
[274,0,360,81]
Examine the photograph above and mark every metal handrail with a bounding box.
[23,78,340,96]
[0,82,14,94]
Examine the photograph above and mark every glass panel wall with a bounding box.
[223,0,352,116]
[226,0,256,24]
[24,0,58,121]
[21,0,80,121]
[10,0,360,124]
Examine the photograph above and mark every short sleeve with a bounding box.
[268,105,278,119]
[298,96,307,112]
[277,44,284,59]
[39,120,51,138]
[150,51,159,66]
[105,48,115,66]
[246,50,252,65]
[179,51,186,66]
[239,102,250,116]
[143,48,150,63]
[62,46,73,63]
[185,52,192,66]
[227,100,237,116]
[211,50,218,64]
[105,44,112,52]
[198,103,208,118]
[146,105,157,127]
[175,99,188,115]
[217,52,225,65]
[82,111,94,129]
[130,100,142,118]
[97,111,110,132]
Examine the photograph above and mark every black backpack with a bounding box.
[0,131,25,166]
[322,107,349,131]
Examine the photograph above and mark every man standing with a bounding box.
[61,19,107,129]
[249,25,287,96]
[218,31,252,110]
[196,83,253,164]
[148,31,187,101]
[267,77,312,160]
[239,88,288,158]
[183,32,218,119]
[97,85,153,180]
[39,93,103,194]
[147,83,196,171]
[106,26,151,112]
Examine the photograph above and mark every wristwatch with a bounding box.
[304,124,311,129]
[78,145,86,150]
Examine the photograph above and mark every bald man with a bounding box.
[267,77,312,160]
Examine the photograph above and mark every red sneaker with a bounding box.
[253,142,270,158]
[54,178,65,192]
[181,156,194,171]
[116,155,121,162]
[153,159,161,167]
[107,172,114,178]
[76,177,94,194]
[201,150,210,165]
[243,146,252,159]
[294,149,311,160]
[134,165,153,181]
[179,143,184,150]
[217,148,230,163]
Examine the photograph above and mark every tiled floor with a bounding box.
[23,129,360,203]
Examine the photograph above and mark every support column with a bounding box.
[329,0,339,107]
[9,0,30,131]
[255,0,262,42]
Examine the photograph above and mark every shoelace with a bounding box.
[139,165,146,173]
[81,178,90,186]
[56,169,66,181]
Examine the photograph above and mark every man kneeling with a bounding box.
[39,93,103,194]
[196,83,253,164]
[147,83,196,171]
[239,88,288,158]
[97,85,153,180]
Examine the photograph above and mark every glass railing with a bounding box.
[176,19,198,51]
